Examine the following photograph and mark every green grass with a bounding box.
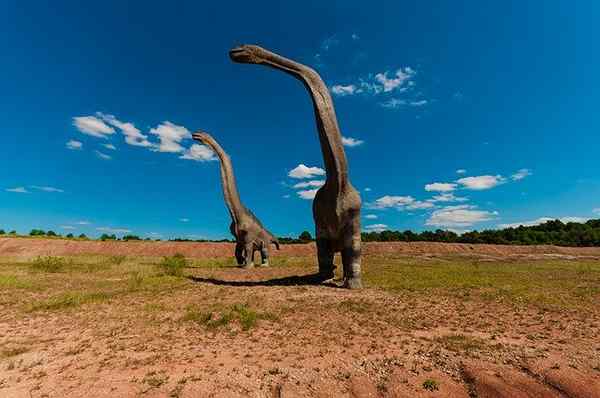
[159,254,187,276]
[422,379,439,391]
[29,256,71,273]
[363,256,600,309]
[26,291,111,312]
[0,275,33,289]
[182,303,278,331]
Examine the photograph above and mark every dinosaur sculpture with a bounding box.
[192,131,280,267]
[229,45,362,289]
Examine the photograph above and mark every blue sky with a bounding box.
[2,1,600,239]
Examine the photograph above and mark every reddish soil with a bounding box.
[3,237,600,259]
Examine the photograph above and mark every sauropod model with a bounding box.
[192,131,280,267]
[229,45,362,289]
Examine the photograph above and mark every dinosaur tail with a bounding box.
[272,237,280,250]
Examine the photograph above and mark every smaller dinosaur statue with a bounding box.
[192,131,280,267]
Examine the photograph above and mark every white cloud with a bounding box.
[76,221,91,225]
[426,205,497,227]
[179,218,190,222]
[594,208,600,215]
[364,224,388,232]
[282,194,291,199]
[96,227,132,234]
[456,169,466,174]
[410,100,428,107]
[364,187,372,192]
[98,113,154,148]
[430,193,468,203]
[342,136,364,147]
[149,121,191,153]
[180,144,216,162]
[457,175,505,190]
[95,150,112,160]
[60,225,76,230]
[425,182,457,192]
[6,187,29,193]
[66,140,83,150]
[370,195,415,209]
[351,33,360,40]
[375,68,415,93]
[407,201,435,210]
[293,180,325,189]
[365,214,378,220]
[31,186,64,193]
[498,217,590,229]
[331,85,358,96]
[102,143,116,150]
[73,116,115,138]
[297,189,319,200]
[511,168,532,181]
[288,164,326,179]
[380,98,407,108]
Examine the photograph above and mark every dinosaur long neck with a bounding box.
[259,51,348,192]
[199,135,245,223]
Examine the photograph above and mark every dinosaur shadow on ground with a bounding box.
[186,272,342,288]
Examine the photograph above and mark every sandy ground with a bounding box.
[3,237,600,259]
[1,239,599,397]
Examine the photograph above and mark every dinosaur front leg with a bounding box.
[341,219,362,289]
[243,242,254,268]
[316,233,335,281]
[235,242,245,265]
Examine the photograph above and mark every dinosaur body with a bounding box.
[193,132,279,267]
[229,45,362,288]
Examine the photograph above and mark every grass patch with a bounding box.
[110,255,127,265]
[0,275,33,289]
[363,256,600,309]
[435,334,486,353]
[26,291,111,312]
[182,303,278,331]
[29,256,71,273]
[422,379,439,391]
[159,254,187,277]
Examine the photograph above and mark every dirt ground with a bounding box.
[3,237,600,259]
[1,238,600,397]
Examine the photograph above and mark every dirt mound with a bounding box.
[2,237,600,259]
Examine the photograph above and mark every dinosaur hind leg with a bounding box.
[316,234,335,281]
[235,242,245,265]
[259,246,270,266]
[341,220,362,289]
[242,242,255,268]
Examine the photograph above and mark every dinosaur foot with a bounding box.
[259,261,269,267]
[241,263,255,269]
[343,277,363,290]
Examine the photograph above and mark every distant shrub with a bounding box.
[9,230,16,235]
[66,233,74,239]
[46,230,57,237]
[30,229,46,236]
[159,254,187,276]
[30,256,71,273]
[422,379,439,391]
[122,235,141,241]
[100,234,117,241]
[299,231,313,242]
[78,233,88,240]
[0,229,5,235]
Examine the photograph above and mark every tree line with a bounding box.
[2,220,600,246]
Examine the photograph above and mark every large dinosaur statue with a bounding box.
[229,45,362,289]
[192,131,280,267]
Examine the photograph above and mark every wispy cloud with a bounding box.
[149,121,191,153]
[102,143,116,151]
[498,217,589,229]
[31,186,64,193]
[288,164,326,179]
[76,221,91,225]
[456,169,466,174]
[365,214,378,219]
[430,193,468,203]
[331,85,358,96]
[426,205,497,227]
[594,208,600,215]
[97,113,153,148]
[457,175,505,190]
[332,67,416,98]
[375,68,415,93]
[66,140,83,150]
[364,224,388,232]
[60,225,76,230]
[73,116,115,138]
[364,187,372,192]
[95,150,112,160]
[342,136,364,147]
[511,168,532,181]
[293,180,325,189]
[5,187,29,194]
[96,227,131,234]
[179,144,216,162]
[179,218,190,222]
[297,189,319,200]
[425,182,457,192]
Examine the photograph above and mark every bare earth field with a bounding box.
[1,237,600,397]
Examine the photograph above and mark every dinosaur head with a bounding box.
[192,131,211,143]
[229,45,267,64]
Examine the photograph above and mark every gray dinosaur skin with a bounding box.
[229,45,362,289]
[192,132,280,268]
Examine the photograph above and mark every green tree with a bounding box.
[46,230,57,237]
[66,233,74,238]
[299,231,313,241]
[0,229,5,235]
[78,233,88,239]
